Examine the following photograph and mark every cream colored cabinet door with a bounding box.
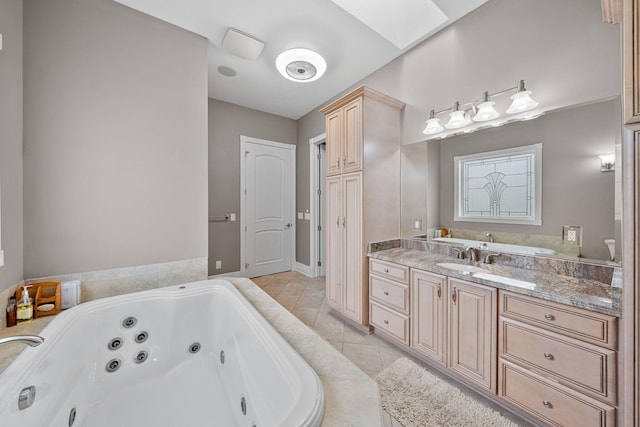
[325,175,342,311]
[448,278,497,392]
[325,172,362,322]
[326,110,342,177]
[411,269,447,365]
[341,98,363,174]
[325,97,363,177]
[341,172,363,322]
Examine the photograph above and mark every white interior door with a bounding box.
[242,136,295,278]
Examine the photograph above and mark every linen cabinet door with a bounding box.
[325,110,342,176]
[449,278,497,392]
[341,172,363,323]
[411,269,447,365]
[341,97,363,174]
[325,176,342,311]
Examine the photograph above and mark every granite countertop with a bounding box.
[369,247,622,317]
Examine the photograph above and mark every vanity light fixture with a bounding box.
[423,110,444,134]
[599,154,615,172]
[276,48,327,83]
[505,80,539,114]
[445,101,471,129]
[422,79,539,137]
[473,92,500,122]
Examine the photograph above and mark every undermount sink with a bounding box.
[436,263,490,275]
[472,272,537,290]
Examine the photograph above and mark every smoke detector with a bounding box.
[275,48,327,83]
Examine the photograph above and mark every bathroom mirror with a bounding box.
[401,97,622,263]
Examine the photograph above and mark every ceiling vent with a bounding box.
[222,28,265,60]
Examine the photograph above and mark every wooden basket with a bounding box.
[15,282,62,318]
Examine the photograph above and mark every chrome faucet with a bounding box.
[485,232,494,243]
[484,253,502,264]
[451,247,465,259]
[465,247,480,262]
[0,335,44,347]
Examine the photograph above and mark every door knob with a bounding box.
[285,223,292,229]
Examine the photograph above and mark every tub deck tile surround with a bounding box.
[227,277,384,427]
[369,246,621,317]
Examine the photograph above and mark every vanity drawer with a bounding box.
[499,360,615,427]
[370,301,409,345]
[370,275,409,314]
[369,259,409,285]
[500,291,617,349]
[500,319,616,404]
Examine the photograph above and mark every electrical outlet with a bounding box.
[215,260,222,269]
[562,225,582,246]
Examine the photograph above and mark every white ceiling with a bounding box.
[114,0,488,119]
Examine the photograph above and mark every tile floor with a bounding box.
[251,271,532,427]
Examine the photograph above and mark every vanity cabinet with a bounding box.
[321,87,404,328]
[498,291,617,426]
[449,278,498,392]
[410,270,497,392]
[369,259,410,344]
[411,269,447,365]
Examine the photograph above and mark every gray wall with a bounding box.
[295,0,619,266]
[0,0,23,293]
[23,0,208,278]
[438,100,618,261]
[208,99,297,275]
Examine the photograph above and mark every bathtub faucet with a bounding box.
[0,335,44,347]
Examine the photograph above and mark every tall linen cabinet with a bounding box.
[320,86,404,329]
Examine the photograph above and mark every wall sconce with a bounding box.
[422,80,539,137]
[598,154,615,172]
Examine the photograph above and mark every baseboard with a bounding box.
[295,262,313,277]
[208,270,242,279]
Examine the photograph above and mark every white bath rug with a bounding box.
[376,357,520,427]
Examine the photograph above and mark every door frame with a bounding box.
[240,135,296,278]
[309,132,327,277]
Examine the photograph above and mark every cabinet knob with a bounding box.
[437,286,442,298]
[542,400,552,408]
[336,158,340,167]
[544,352,554,360]
[384,320,389,325]
[384,268,389,273]
[383,291,389,296]
[544,313,554,320]
[452,290,457,304]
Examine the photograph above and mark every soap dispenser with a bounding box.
[17,286,34,323]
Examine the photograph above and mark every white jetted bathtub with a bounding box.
[0,279,324,427]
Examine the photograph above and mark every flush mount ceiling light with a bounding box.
[422,80,540,138]
[276,48,327,83]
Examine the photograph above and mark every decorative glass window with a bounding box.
[454,143,542,225]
